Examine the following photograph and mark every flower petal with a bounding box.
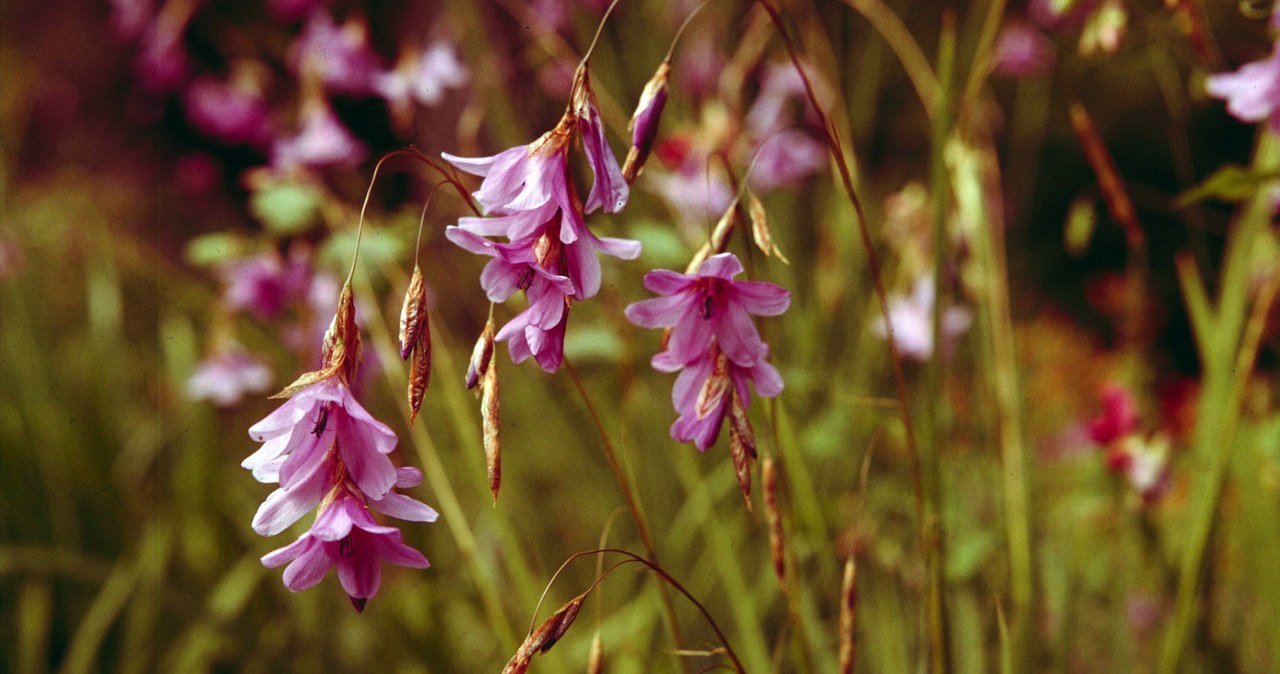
[696,253,744,279]
[732,280,790,316]
[281,539,333,591]
[370,490,440,522]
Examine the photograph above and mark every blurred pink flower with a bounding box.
[992,21,1054,77]
[1088,383,1139,445]
[289,12,383,96]
[272,99,367,170]
[748,129,827,192]
[109,0,154,41]
[1105,434,1171,504]
[375,42,469,109]
[871,276,972,361]
[625,253,790,371]
[184,74,272,146]
[134,22,192,92]
[270,0,327,22]
[1206,42,1280,132]
[221,251,313,321]
[187,347,273,407]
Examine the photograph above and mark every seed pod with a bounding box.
[763,457,786,589]
[482,358,501,502]
[407,318,431,426]
[623,60,671,183]
[533,594,585,654]
[748,191,790,264]
[837,555,858,674]
[398,265,428,361]
[728,388,756,511]
[466,316,496,390]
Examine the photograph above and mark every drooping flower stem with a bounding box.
[560,356,689,665]
[526,548,747,673]
[578,0,623,68]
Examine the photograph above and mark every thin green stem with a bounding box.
[561,356,688,665]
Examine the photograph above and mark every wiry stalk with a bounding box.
[562,356,689,667]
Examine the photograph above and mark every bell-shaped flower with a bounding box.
[1206,42,1280,133]
[669,343,784,451]
[625,253,790,371]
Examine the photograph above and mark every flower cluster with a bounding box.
[1088,383,1171,504]
[244,287,436,610]
[625,253,789,450]
[444,66,639,372]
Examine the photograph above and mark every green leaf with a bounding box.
[249,180,322,235]
[183,232,247,267]
[1174,164,1280,208]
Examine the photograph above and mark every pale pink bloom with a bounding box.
[374,42,469,108]
[625,253,789,370]
[871,277,972,361]
[576,92,629,214]
[184,74,272,146]
[272,99,367,170]
[187,348,273,407]
[747,129,827,192]
[288,12,383,95]
[260,482,433,610]
[668,343,784,451]
[1206,42,1280,133]
[992,21,1054,77]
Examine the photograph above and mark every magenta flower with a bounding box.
[187,347,273,407]
[1088,383,1139,445]
[624,253,790,370]
[184,74,272,146]
[1206,42,1280,132]
[134,21,192,93]
[574,77,629,214]
[626,252,789,450]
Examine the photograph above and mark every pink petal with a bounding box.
[732,280,790,316]
[371,530,430,568]
[696,253,744,280]
[336,535,382,599]
[395,466,423,489]
[643,269,694,296]
[261,534,311,568]
[251,472,326,536]
[595,235,642,260]
[712,298,764,367]
[370,491,439,522]
[625,293,695,328]
[282,539,334,591]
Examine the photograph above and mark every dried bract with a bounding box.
[748,192,789,264]
[482,357,501,502]
[763,457,786,588]
[398,264,428,361]
[408,319,431,426]
[838,556,858,674]
[466,316,496,390]
[728,388,757,511]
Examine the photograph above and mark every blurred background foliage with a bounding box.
[2,0,1280,672]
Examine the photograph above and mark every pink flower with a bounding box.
[221,251,313,321]
[992,21,1054,77]
[134,21,192,92]
[375,42,469,108]
[245,375,435,608]
[1088,383,1139,444]
[288,12,383,96]
[260,481,434,611]
[272,98,367,170]
[870,277,972,361]
[443,83,640,372]
[669,344,784,450]
[1206,42,1280,133]
[747,129,828,192]
[625,253,790,371]
[626,252,788,450]
[187,348,273,407]
[184,74,272,146]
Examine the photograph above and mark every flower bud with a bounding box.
[623,60,670,183]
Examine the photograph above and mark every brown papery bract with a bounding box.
[482,358,501,502]
[747,191,790,264]
[398,265,428,361]
[407,320,431,426]
[763,457,786,589]
[502,594,587,674]
[728,388,757,511]
[838,555,858,674]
